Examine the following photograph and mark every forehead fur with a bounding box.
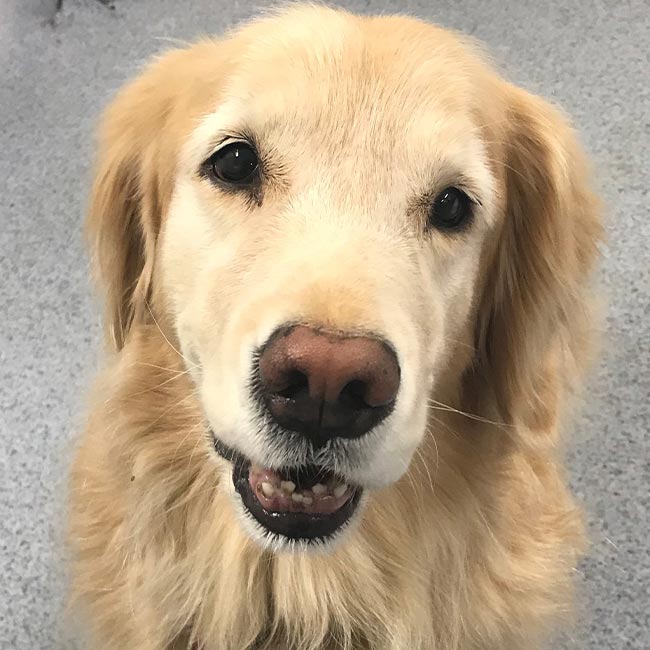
[217,5,496,134]
[235,5,491,93]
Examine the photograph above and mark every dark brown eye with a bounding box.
[206,141,259,184]
[428,187,473,231]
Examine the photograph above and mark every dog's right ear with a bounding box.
[86,44,223,350]
[87,66,163,350]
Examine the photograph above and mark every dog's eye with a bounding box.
[428,187,473,231]
[206,142,259,185]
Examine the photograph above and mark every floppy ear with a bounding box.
[87,63,174,350]
[475,85,602,433]
[86,44,222,350]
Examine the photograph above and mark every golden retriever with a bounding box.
[69,5,602,649]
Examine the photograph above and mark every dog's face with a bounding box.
[159,13,498,548]
[88,7,599,552]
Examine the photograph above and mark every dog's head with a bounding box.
[87,6,600,551]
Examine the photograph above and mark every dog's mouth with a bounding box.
[213,438,363,543]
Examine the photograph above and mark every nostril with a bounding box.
[275,370,309,399]
[339,379,370,410]
[258,324,400,443]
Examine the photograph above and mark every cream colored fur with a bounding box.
[69,5,602,649]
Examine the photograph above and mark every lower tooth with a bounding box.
[303,497,313,505]
[333,484,348,498]
[312,483,327,496]
[281,480,296,494]
[261,482,275,498]
[291,493,304,503]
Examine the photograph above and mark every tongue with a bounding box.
[248,465,353,515]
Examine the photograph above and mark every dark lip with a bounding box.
[213,437,363,542]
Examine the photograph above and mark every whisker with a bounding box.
[135,362,188,374]
[404,468,421,509]
[171,422,205,464]
[145,299,199,370]
[415,446,436,495]
[143,393,195,433]
[187,428,210,469]
[426,398,512,428]
[426,411,464,440]
[128,369,192,398]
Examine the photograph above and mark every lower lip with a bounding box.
[223,447,362,542]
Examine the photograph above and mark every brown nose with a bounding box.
[257,325,400,447]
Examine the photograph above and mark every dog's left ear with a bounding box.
[475,85,602,434]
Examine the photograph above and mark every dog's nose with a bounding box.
[258,325,400,447]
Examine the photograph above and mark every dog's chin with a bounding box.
[213,437,364,552]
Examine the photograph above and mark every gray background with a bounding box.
[1,0,648,648]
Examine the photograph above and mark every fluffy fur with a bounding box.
[69,5,602,649]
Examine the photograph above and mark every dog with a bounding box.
[68,5,602,649]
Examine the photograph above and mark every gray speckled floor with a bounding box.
[1,1,648,648]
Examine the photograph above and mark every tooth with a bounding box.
[291,493,304,503]
[312,483,327,496]
[261,482,275,498]
[333,484,348,498]
[303,497,313,505]
[281,480,296,494]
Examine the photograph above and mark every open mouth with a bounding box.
[213,438,363,543]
